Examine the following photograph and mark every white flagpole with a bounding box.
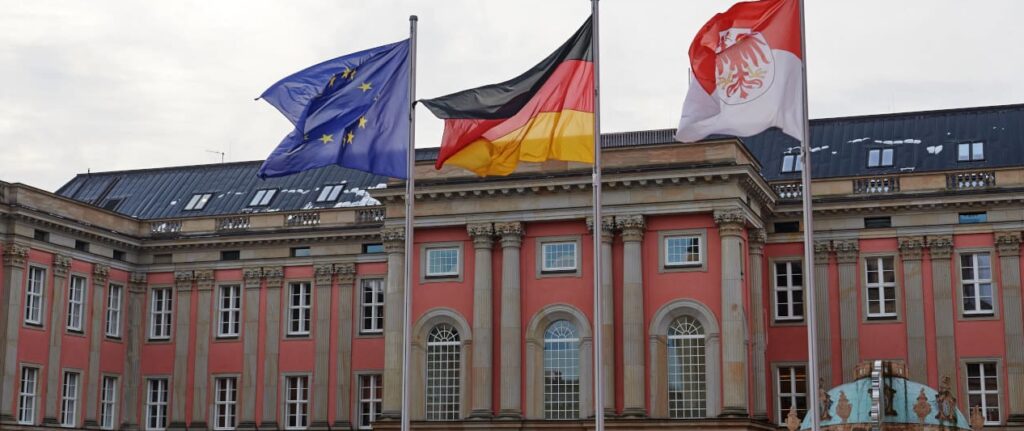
[590,1,605,430]
[797,1,821,430]
[401,14,417,431]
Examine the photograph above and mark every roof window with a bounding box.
[184,193,213,211]
[249,189,277,207]
[867,148,893,167]
[957,142,984,161]
[316,184,346,203]
[781,153,802,173]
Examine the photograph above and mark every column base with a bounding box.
[620,408,646,418]
[310,420,331,430]
[1007,414,1024,425]
[331,419,354,429]
[236,420,258,430]
[718,407,750,418]
[82,419,99,428]
[188,420,208,429]
[467,409,493,420]
[167,421,189,431]
[118,421,140,431]
[42,416,60,426]
[259,420,280,429]
[494,410,522,420]
[603,407,618,418]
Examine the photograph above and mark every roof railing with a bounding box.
[772,182,803,200]
[853,176,900,194]
[285,211,320,227]
[149,220,182,236]
[947,171,996,190]
[217,216,250,232]
[356,206,385,224]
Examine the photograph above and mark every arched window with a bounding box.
[667,316,706,418]
[425,323,461,420]
[543,319,580,419]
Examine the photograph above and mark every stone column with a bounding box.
[84,264,110,428]
[748,230,768,420]
[834,240,860,381]
[43,254,72,426]
[996,232,1024,424]
[333,264,356,429]
[714,209,748,417]
[617,215,646,417]
[260,266,284,429]
[928,236,957,396]
[190,270,214,428]
[899,237,928,381]
[380,227,406,419]
[169,270,194,430]
[238,268,263,430]
[813,242,833,386]
[121,272,147,430]
[495,222,524,419]
[0,243,29,423]
[588,216,616,416]
[467,223,495,418]
[311,264,334,429]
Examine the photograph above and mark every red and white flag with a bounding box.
[675,0,804,143]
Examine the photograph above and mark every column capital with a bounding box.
[834,240,860,264]
[243,267,263,289]
[713,209,745,237]
[898,237,927,261]
[314,264,334,287]
[496,222,525,248]
[129,272,147,293]
[995,231,1021,257]
[381,227,406,254]
[195,269,215,291]
[2,242,29,266]
[928,235,954,260]
[174,270,194,291]
[93,264,111,284]
[616,215,645,242]
[53,254,72,278]
[813,241,832,263]
[467,223,495,250]
[335,263,356,285]
[748,229,767,255]
[586,216,616,243]
[263,266,284,289]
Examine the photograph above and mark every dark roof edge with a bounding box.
[806,102,1024,124]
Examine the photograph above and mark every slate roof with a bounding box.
[55,103,1024,220]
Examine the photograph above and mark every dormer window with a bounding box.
[867,148,893,167]
[316,184,346,203]
[781,154,802,173]
[249,189,277,207]
[958,142,984,161]
[184,193,213,211]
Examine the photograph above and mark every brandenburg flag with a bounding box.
[421,18,594,176]
[675,0,804,143]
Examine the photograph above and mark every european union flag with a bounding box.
[258,40,410,179]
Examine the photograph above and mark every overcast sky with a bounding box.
[2,0,1022,191]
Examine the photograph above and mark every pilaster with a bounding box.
[333,263,356,429]
[748,229,768,419]
[121,272,147,431]
[588,215,616,416]
[713,208,748,417]
[0,243,29,423]
[996,232,1024,424]
[813,241,832,387]
[928,235,958,398]
[311,264,335,429]
[260,266,283,429]
[380,227,406,419]
[43,254,72,426]
[617,215,646,416]
[189,269,214,429]
[238,267,263,430]
[467,223,495,418]
[495,222,524,419]
[834,240,860,381]
[169,270,194,430]
[899,236,928,381]
[84,264,110,427]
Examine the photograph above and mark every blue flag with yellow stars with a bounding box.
[258,40,410,179]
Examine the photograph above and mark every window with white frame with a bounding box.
[213,377,237,430]
[287,283,311,336]
[865,256,898,319]
[60,371,80,427]
[967,362,1000,425]
[358,374,382,430]
[285,375,309,429]
[868,148,894,167]
[316,184,346,203]
[106,285,123,338]
[961,253,994,316]
[774,261,804,322]
[248,189,277,207]
[360,278,384,334]
[425,247,459,278]
[958,142,984,162]
[67,275,87,332]
[543,320,580,419]
[425,324,461,421]
[776,365,807,425]
[184,193,213,211]
[781,153,802,173]
[217,285,241,338]
[664,235,702,267]
[18,366,39,425]
[668,316,706,418]
[145,378,168,430]
[99,376,118,430]
[541,241,577,273]
[25,266,46,325]
[149,288,173,340]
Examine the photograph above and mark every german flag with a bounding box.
[421,18,594,176]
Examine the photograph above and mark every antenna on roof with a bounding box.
[206,150,226,163]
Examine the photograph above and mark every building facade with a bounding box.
[1,104,1023,430]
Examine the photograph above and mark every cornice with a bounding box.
[7,211,141,250]
[145,229,381,251]
[772,189,1024,218]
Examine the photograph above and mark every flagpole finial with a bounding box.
[410,15,418,22]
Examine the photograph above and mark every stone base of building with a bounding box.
[373,417,778,431]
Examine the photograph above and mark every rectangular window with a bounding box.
[774,261,804,322]
[34,229,49,242]
[781,154,803,173]
[664,235,702,267]
[113,250,127,261]
[153,254,172,264]
[360,278,385,334]
[145,378,168,430]
[774,221,800,233]
[865,257,898,320]
[425,247,459,278]
[961,253,994,316]
[290,247,311,257]
[362,243,385,254]
[217,285,241,338]
[868,148,894,167]
[213,377,237,430]
[316,184,346,203]
[60,371,80,427]
[285,375,309,429]
[25,266,46,325]
[99,376,118,430]
[966,362,1000,424]
[18,366,39,425]
[106,285,123,338]
[777,366,807,426]
[220,250,240,261]
[67,275,87,332]
[288,283,312,336]
[184,193,213,211]
[541,241,578,273]
[249,189,277,207]
[75,240,90,252]
[358,374,383,430]
[149,288,173,340]
[958,142,985,161]
[959,212,988,224]
[863,216,892,229]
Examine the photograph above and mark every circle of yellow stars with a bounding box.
[312,65,375,147]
